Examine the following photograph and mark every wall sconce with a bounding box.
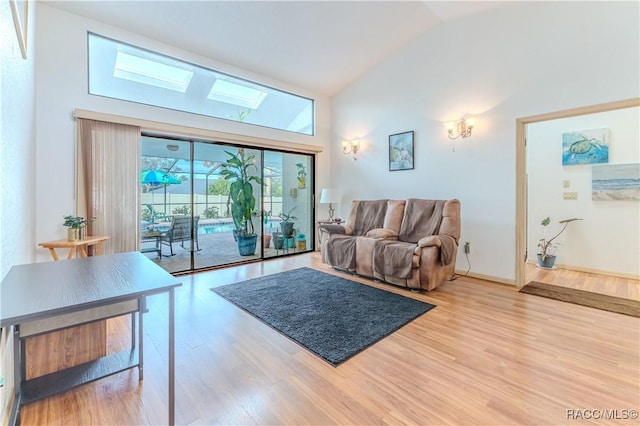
[341,139,360,160]
[444,117,476,140]
[166,144,179,152]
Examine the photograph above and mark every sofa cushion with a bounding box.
[325,235,357,270]
[382,200,406,233]
[373,241,416,279]
[398,199,446,243]
[351,199,388,235]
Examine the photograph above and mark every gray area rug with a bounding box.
[211,267,435,366]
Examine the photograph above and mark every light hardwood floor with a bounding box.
[525,262,640,301]
[20,253,640,425]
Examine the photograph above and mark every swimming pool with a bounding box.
[200,223,236,234]
[151,220,281,235]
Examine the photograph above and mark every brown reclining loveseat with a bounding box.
[319,198,461,291]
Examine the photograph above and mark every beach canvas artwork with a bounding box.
[592,163,640,201]
[562,128,609,166]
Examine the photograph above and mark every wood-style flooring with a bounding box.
[19,253,640,425]
[525,262,640,301]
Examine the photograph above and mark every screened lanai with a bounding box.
[140,135,314,273]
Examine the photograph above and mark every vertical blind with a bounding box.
[76,119,141,254]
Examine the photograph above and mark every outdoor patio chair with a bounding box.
[145,204,169,223]
[160,216,201,256]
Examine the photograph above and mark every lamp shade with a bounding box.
[320,188,341,204]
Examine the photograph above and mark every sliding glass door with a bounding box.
[140,135,314,273]
[263,152,313,258]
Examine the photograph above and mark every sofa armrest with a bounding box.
[416,235,458,265]
[366,228,399,240]
[417,235,443,248]
[319,224,353,235]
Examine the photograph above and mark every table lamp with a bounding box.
[320,188,341,221]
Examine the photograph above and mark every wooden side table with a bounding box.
[38,235,110,261]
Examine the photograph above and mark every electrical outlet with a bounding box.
[464,241,471,254]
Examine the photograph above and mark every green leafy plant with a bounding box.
[202,206,220,219]
[63,215,96,229]
[220,149,263,236]
[237,108,252,122]
[172,205,191,215]
[279,206,297,222]
[141,209,152,222]
[538,217,582,260]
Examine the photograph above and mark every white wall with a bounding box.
[527,107,640,277]
[1,0,36,277]
[34,4,332,262]
[330,2,640,283]
[1,0,36,420]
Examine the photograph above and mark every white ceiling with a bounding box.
[44,1,505,96]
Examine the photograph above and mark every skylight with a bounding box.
[113,51,194,93]
[207,79,267,109]
[88,33,314,135]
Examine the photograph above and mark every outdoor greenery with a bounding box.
[63,215,95,229]
[269,177,283,197]
[142,157,180,173]
[202,206,221,219]
[172,205,191,216]
[206,179,231,196]
[141,209,152,222]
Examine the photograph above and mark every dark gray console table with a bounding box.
[0,251,181,425]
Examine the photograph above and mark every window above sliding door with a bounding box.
[87,33,315,135]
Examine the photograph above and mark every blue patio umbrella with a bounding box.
[141,170,183,215]
[140,170,181,185]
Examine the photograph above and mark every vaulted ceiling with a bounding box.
[45,1,505,96]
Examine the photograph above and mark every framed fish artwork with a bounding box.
[562,128,609,166]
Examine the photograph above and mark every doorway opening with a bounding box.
[516,98,640,299]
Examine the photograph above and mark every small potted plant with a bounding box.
[537,216,582,269]
[63,215,96,241]
[279,206,297,239]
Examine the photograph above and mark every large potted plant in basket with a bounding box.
[220,149,263,256]
[537,216,582,269]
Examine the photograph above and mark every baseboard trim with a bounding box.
[454,270,516,286]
